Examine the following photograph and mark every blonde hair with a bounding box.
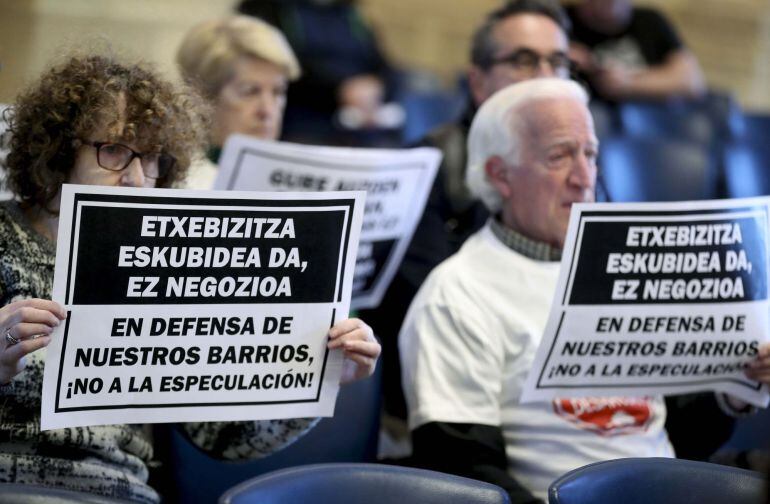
[177,15,300,99]
[466,78,589,212]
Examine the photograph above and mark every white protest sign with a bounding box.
[215,135,440,309]
[41,184,364,430]
[522,199,770,407]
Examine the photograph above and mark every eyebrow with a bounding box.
[498,47,568,57]
[544,138,599,151]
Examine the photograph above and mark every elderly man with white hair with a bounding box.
[398,78,675,503]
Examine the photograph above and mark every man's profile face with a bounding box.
[497,97,598,248]
[470,14,569,106]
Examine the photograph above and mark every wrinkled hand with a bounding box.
[745,342,770,386]
[327,318,380,385]
[0,298,66,384]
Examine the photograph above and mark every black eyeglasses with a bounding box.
[79,140,176,180]
[487,48,572,77]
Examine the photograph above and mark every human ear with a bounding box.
[467,66,490,107]
[484,155,513,199]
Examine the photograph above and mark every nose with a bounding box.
[255,92,278,120]
[536,58,557,78]
[120,156,147,188]
[568,150,597,192]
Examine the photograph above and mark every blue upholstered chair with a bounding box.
[730,112,770,144]
[548,457,766,504]
[724,405,770,452]
[588,100,619,141]
[599,137,718,202]
[160,364,382,503]
[618,101,717,146]
[0,484,131,503]
[219,463,511,504]
[724,141,770,198]
[399,90,466,145]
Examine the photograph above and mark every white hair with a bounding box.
[466,78,589,212]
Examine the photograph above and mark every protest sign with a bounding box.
[522,199,770,407]
[214,135,440,309]
[41,184,364,429]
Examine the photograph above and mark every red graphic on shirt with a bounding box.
[552,397,654,436]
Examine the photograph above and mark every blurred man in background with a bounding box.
[362,0,573,444]
[565,0,705,101]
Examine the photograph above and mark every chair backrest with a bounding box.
[599,137,718,202]
[0,483,131,504]
[730,112,770,144]
[724,141,770,198]
[721,405,770,452]
[619,101,717,146]
[588,100,619,141]
[399,90,466,145]
[548,457,766,504]
[219,463,511,504]
[162,364,382,503]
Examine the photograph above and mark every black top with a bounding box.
[566,6,683,68]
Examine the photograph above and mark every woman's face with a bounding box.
[213,56,289,146]
[68,94,162,189]
[68,139,159,189]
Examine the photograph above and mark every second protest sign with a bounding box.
[522,199,770,407]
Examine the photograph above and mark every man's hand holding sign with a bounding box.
[747,344,770,384]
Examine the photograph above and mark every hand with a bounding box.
[0,298,66,384]
[337,74,385,128]
[568,42,597,74]
[745,342,770,386]
[592,65,635,100]
[327,318,380,385]
[723,343,770,411]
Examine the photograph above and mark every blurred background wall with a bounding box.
[1,0,769,111]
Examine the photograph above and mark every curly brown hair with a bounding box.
[3,54,209,211]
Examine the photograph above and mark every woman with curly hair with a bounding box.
[0,54,380,503]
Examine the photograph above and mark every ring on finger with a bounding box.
[5,329,20,346]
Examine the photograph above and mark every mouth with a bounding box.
[250,126,275,139]
[562,196,593,209]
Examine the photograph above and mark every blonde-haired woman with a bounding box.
[177,15,300,188]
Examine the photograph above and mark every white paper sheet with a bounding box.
[214,135,440,309]
[41,184,364,429]
[522,198,770,407]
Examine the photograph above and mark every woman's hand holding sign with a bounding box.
[328,318,381,385]
[0,298,66,384]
